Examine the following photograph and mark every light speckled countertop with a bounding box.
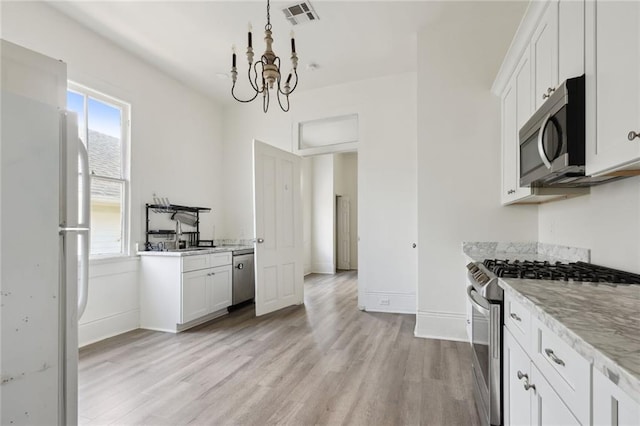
[462,241,590,263]
[137,245,253,257]
[499,278,640,403]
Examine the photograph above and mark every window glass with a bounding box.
[88,97,122,179]
[68,83,129,257]
[90,178,124,255]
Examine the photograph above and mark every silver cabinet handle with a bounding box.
[629,131,640,141]
[517,371,536,392]
[507,189,515,195]
[412,243,417,248]
[544,348,565,366]
[510,312,522,322]
[256,238,264,244]
[542,87,556,99]
[207,272,216,276]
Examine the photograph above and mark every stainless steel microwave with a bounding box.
[519,75,617,187]
[519,75,587,187]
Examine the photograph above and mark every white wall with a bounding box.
[334,152,358,269]
[222,72,418,313]
[302,157,313,275]
[311,154,335,274]
[1,2,225,346]
[416,2,538,341]
[538,176,640,274]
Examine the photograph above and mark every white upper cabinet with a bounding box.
[558,0,585,82]
[502,53,535,205]
[532,0,559,110]
[585,0,640,175]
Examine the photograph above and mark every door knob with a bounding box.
[628,131,640,141]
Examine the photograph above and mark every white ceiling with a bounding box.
[49,1,526,105]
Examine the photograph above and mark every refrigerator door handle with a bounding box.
[77,137,91,319]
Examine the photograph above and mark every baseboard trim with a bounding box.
[414,310,468,342]
[311,262,335,274]
[79,309,139,347]
[363,292,416,314]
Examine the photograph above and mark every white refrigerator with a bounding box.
[1,39,90,425]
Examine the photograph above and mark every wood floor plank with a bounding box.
[79,271,480,425]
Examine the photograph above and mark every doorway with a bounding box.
[301,152,358,275]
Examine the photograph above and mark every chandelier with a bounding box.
[230,0,299,113]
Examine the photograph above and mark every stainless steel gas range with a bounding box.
[466,258,640,426]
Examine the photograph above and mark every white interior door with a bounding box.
[253,140,304,316]
[337,196,351,270]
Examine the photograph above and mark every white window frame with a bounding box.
[68,81,131,259]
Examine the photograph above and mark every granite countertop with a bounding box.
[138,245,253,257]
[499,278,640,403]
[462,241,590,263]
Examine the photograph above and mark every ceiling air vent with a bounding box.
[282,1,319,25]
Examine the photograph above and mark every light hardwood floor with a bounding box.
[79,271,480,425]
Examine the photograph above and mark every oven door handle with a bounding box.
[466,285,491,317]
[537,113,553,169]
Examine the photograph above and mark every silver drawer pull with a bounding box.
[629,131,640,141]
[523,381,536,392]
[510,312,522,322]
[517,370,528,381]
[544,348,565,366]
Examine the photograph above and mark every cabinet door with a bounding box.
[209,265,232,313]
[558,0,584,82]
[532,0,559,109]
[181,269,210,323]
[593,368,640,426]
[504,329,532,426]
[530,364,581,426]
[514,52,534,201]
[586,0,640,175]
[502,83,519,204]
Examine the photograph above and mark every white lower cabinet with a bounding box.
[530,364,581,426]
[504,324,581,426]
[503,292,640,426]
[593,368,640,426]
[141,252,233,332]
[504,329,532,426]
[182,268,210,323]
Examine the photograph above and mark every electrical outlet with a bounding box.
[380,298,390,306]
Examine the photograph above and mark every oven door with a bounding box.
[467,285,502,426]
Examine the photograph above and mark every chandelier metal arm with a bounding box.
[276,87,290,112]
[262,85,270,113]
[231,83,259,103]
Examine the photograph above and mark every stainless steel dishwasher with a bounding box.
[232,248,255,305]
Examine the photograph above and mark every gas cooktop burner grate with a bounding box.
[482,259,640,284]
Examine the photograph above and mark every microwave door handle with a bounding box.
[537,113,553,169]
[466,285,490,317]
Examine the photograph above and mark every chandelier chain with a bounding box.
[265,0,272,31]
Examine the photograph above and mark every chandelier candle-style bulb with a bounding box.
[232,44,236,67]
[229,0,300,113]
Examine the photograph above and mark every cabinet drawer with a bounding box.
[182,254,209,272]
[210,252,232,268]
[531,316,591,425]
[504,294,531,352]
